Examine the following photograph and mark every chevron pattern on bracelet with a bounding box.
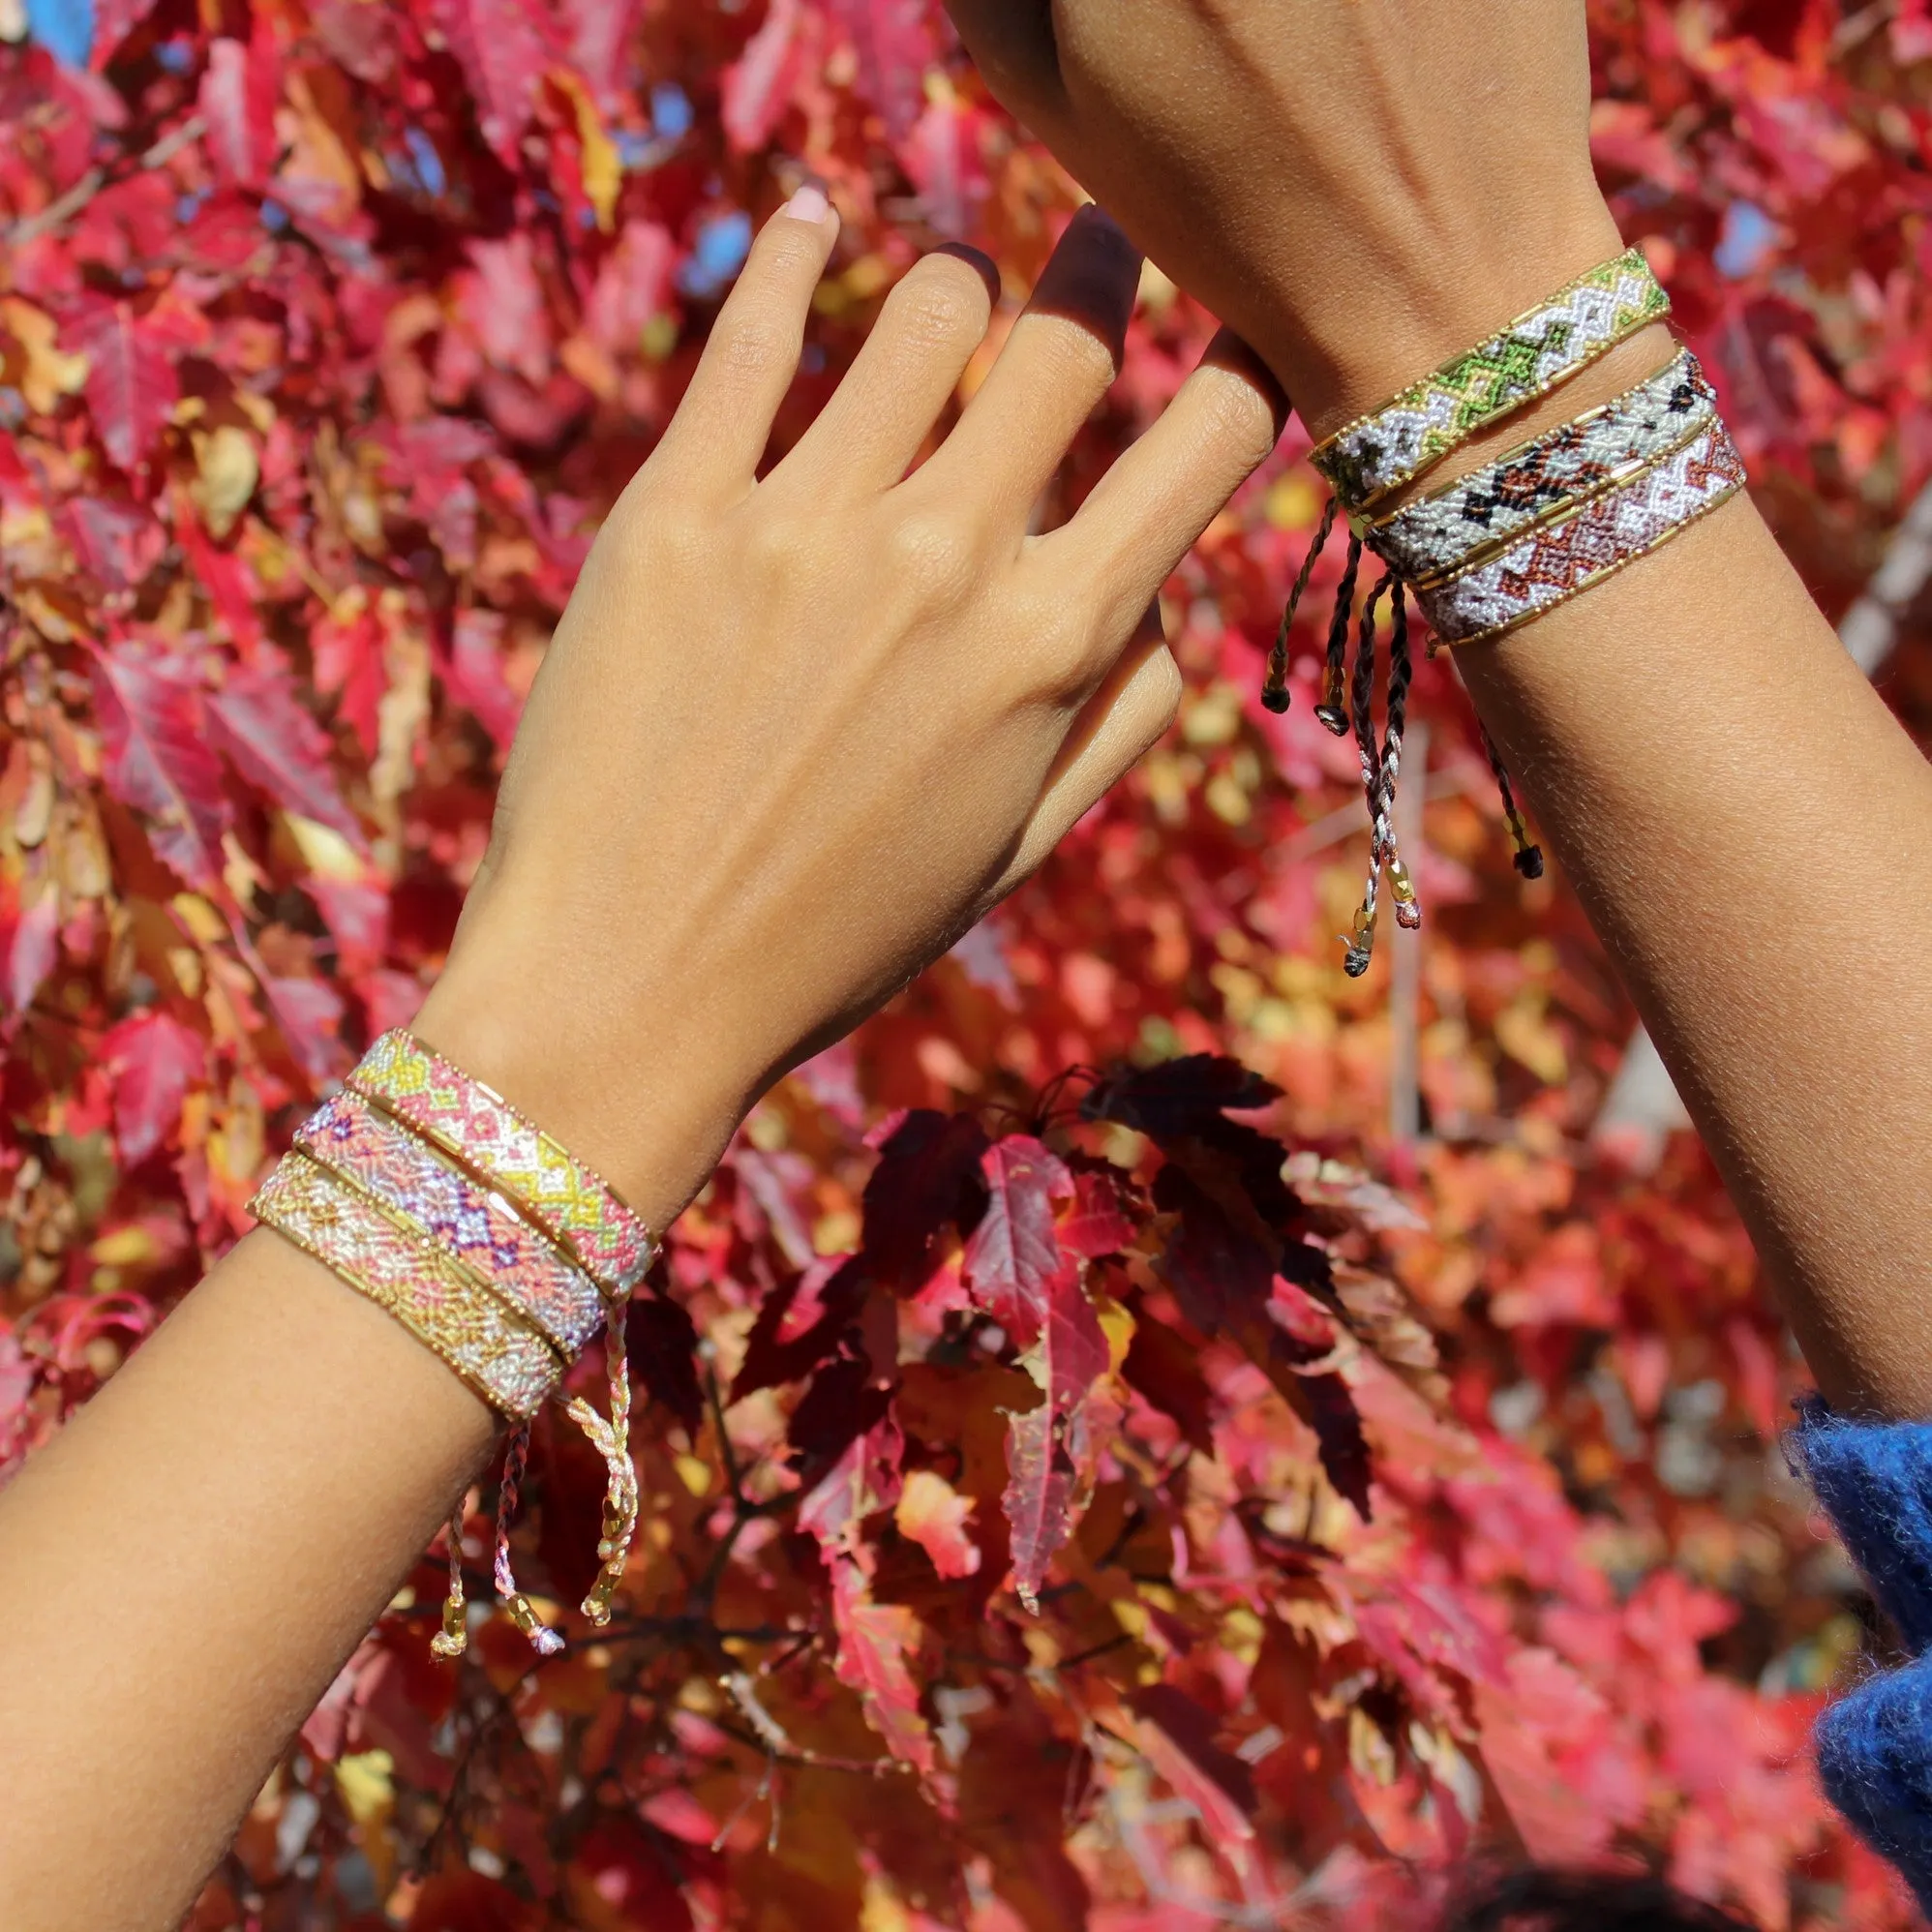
[1372,349,1717,585]
[250,1153,561,1419]
[348,1030,654,1294]
[1416,417,1746,647]
[297,1090,609,1356]
[1311,248,1672,507]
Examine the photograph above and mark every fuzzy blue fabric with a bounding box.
[1792,1398,1932,1912]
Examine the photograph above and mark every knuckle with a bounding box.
[712,315,793,378]
[1195,375,1280,472]
[885,510,978,599]
[887,260,991,347]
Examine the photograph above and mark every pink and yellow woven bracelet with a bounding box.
[249,1028,654,1659]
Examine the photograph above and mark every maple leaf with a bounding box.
[720,0,805,155]
[199,33,282,189]
[819,0,938,138]
[208,655,364,845]
[65,300,182,476]
[89,643,230,891]
[965,1137,1111,1608]
[895,1467,981,1579]
[827,1560,934,1773]
[622,1294,703,1433]
[430,0,555,166]
[101,1010,205,1165]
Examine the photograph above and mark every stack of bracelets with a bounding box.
[249,1028,654,1660]
[1260,244,1748,977]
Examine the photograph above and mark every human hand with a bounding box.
[944,0,1624,437]
[415,196,1281,1230]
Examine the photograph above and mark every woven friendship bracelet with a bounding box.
[249,1153,562,1420]
[297,1090,608,1358]
[1371,349,1717,586]
[348,1030,654,1295]
[1417,416,1747,648]
[1310,246,1672,509]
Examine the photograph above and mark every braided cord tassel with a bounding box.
[1263,495,1340,714]
[1314,528,1365,736]
[1479,722,1546,878]
[1343,577,1390,977]
[494,1422,565,1657]
[1382,580,1422,931]
[568,1293,639,1626]
[431,1499,469,1660]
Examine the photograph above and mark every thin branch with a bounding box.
[5,114,208,251]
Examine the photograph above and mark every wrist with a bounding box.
[1253,190,1631,442]
[409,962,757,1241]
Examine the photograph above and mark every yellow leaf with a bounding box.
[1264,472,1323,533]
[91,1224,161,1267]
[285,814,366,884]
[194,425,259,541]
[674,1452,712,1497]
[1095,1294,1135,1376]
[0,299,88,414]
[553,71,621,233]
[1495,994,1569,1086]
[334,1749,394,1827]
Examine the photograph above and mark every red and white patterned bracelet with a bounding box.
[1416,417,1748,649]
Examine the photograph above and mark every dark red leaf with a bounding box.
[860,1107,988,1285]
[624,1294,703,1433]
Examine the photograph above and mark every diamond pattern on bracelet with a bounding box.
[347,1030,654,1294]
[1416,417,1747,648]
[297,1090,609,1356]
[250,1152,561,1419]
[1371,349,1717,585]
[1310,247,1673,508]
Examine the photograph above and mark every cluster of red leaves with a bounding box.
[4,0,1932,1926]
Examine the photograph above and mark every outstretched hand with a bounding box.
[419,196,1283,1229]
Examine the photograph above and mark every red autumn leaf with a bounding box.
[101,1009,205,1164]
[208,655,365,844]
[819,0,938,138]
[961,1135,1071,1346]
[443,607,524,749]
[430,0,555,166]
[89,643,230,891]
[827,1560,935,1772]
[720,0,805,155]
[88,0,162,67]
[4,883,60,1016]
[66,301,181,476]
[199,34,283,190]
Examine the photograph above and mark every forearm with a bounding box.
[1297,271,1932,1419]
[1462,489,1932,1418]
[0,1235,498,1928]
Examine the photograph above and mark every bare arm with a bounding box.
[0,202,1283,1929]
[947,0,1932,1418]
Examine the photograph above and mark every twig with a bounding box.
[6,114,208,251]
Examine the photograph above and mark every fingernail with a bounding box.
[781,183,830,226]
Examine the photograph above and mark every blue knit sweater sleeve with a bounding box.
[1792,1398,1932,1910]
